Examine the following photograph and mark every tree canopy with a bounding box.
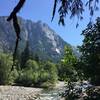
[52,0,99,25]
[79,17,100,85]
[58,46,78,81]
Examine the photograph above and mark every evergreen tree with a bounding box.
[58,45,77,81]
[0,53,13,84]
[34,53,40,63]
[20,41,30,69]
[79,17,100,85]
[43,61,58,83]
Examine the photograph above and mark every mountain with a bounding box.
[0,16,73,62]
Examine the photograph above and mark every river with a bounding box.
[35,82,66,100]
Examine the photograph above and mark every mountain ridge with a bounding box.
[0,16,77,62]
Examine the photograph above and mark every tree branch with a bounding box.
[7,0,26,71]
[7,0,26,21]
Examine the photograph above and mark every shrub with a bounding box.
[16,60,58,87]
[43,61,58,84]
[0,53,13,85]
[16,60,39,86]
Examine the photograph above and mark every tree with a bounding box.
[34,53,40,63]
[58,45,77,81]
[8,0,100,26]
[16,59,39,86]
[61,46,77,65]
[43,61,58,84]
[0,53,13,84]
[52,0,99,25]
[16,59,58,87]
[25,59,39,71]
[20,41,30,69]
[79,17,100,85]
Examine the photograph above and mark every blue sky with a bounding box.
[0,0,100,46]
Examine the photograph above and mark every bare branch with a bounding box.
[7,0,26,71]
[7,0,26,21]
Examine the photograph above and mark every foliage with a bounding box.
[85,87,100,100]
[15,69,39,87]
[0,51,58,87]
[38,62,58,88]
[58,46,78,81]
[79,17,100,85]
[63,82,83,100]
[52,0,99,25]
[16,60,58,87]
[20,41,30,69]
[62,82,100,100]
[61,46,77,65]
[9,68,19,85]
[0,53,13,84]
[43,61,58,84]
[25,59,39,70]
[74,60,85,81]
[34,53,40,62]
[16,59,39,86]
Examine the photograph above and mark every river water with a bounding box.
[36,82,66,100]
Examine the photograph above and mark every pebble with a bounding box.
[0,86,42,100]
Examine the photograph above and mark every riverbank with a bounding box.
[0,81,66,100]
[0,86,42,100]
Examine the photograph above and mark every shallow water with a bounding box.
[36,86,66,100]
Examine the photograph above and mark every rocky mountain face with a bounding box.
[0,16,70,62]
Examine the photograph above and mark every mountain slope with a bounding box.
[0,16,70,62]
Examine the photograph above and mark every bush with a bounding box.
[25,59,39,71]
[16,60,58,87]
[16,70,34,86]
[9,68,19,85]
[16,69,40,87]
[39,70,49,83]
[0,53,13,85]
[43,61,58,84]
[16,60,39,86]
